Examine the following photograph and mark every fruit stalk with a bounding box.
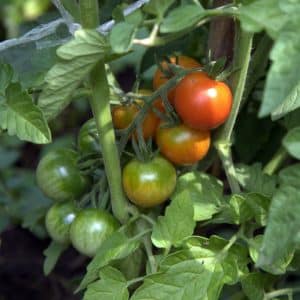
[79,0,129,223]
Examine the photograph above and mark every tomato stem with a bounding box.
[79,0,129,223]
[263,146,289,176]
[215,27,253,193]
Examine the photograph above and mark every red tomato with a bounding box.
[156,123,210,165]
[174,72,233,130]
[153,55,202,104]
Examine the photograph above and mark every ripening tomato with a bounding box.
[70,208,119,257]
[122,156,176,208]
[77,119,100,153]
[112,90,161,139]
[174,72,233,130]
[45,201,78,244]
[156,123,210,165]
[36,149,90,201]
[153,55,202,104]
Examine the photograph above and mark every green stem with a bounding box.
[215,26,253,194]
[80,0,129,223]
[263,147,289,176]
[127,276,145,287]
[264,287,300,300]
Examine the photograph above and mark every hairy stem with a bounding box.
[263,147,289,176]
[80,0,129,223]
[215,26,253,193]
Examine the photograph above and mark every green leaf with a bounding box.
[160,5,205,33]
[43,241,68,276]
[131,258,221,300]
[151,196,195,249]
[278,163,300,188]
[235,163,277,197]
[257,186,300,274]
[239,0,287,38]
[0,83,51,144]
[132,235,248,300]
[241,273,266,300]
[250,235,294,274]
[77,230,139,292]
[0,63,13,94]
[283,126,300,159]
[84,266,129,300]
[39,30,110,120]
[173,172,223,221]
[260,18,300,118]
[144,0,175,18]
[109,22,136,54]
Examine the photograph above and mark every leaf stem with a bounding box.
[127,276,145,287]
[215,27,253,193]
[264,287,300,300]
[79,0,129,223]
[263,146,289,176]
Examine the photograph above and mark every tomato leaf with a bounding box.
[172,172,223,221]
[83,266,129,300]
[77,230,139,292]
[0,83,51,144]
[109,22,137,54]
[282,126,300,159]
[259,17,300,118]
[241,273,267,300]
[235,163,277,197]
[143,0,175,18]
[256,185,300,274]
[132,235,248,300]
[160,5,205,33]
[238,0,289,39]
[249,235,294,274]
[151,196,195,249]
[38,30,110,120]
[43,241,68,276]
[0,63,13,95]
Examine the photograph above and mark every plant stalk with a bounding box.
[263,146,289,176]
[215,26,253,194]
[80,0,129,223]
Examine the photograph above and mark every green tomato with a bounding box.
[45,201,78,244]
[36,149,90,201]
[122,156,177,208]
[70,208,119,257]
[77,119,100,153]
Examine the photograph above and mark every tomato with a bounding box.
[174,72,233,130]
[112,90,160,139]
[77,119,100,153]
[153,55,202,104]
[45,201,78,244]
[36,149,90,201]
[70,208,119,257]
[122,156,176,208]
[156,123,210,165]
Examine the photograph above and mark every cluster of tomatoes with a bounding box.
[36,55,232,256]
[118,55,233,208]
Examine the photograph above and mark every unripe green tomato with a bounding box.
[45,201,78,244]
[70,208,119,257]
[77,119,100,153]
[36,149,90,201]
[122,156,177,208]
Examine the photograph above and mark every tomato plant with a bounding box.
[174,72,233,130]
[45,201,78,244]
[156,123,211,165]
[69,208,119,257]
[153,55,202,104]
[112,90,160,139]
[36,149,90,201]
[122,156,176,207]
[1,0,300,299]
